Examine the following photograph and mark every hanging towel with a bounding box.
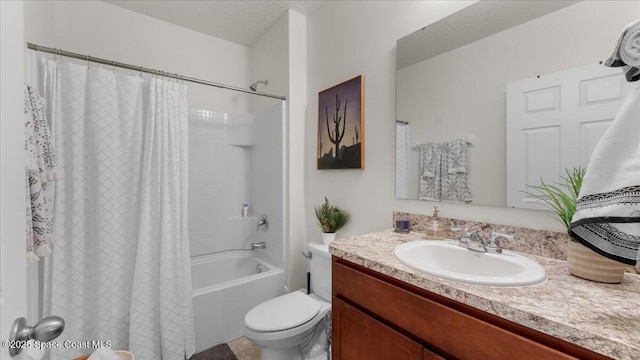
[446,138,468,174]
[442,139,472,203]
[417,140,472,203]
[604,19,640,82]
[421,142,440,178]
[24,84,57,263]
[419,143,442,201]
[569,80,640,267]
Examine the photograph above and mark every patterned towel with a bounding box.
[418,140,472,203]
[419,143,442,201]
[24,84,57,263]
[443,139,472,203]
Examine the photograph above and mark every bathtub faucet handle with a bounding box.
[301,251,312,259]
[257,213,269,231]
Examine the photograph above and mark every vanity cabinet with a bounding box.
[331,257,610,360]
[333,297,427,360]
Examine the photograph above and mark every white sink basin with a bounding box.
[394,240,546,287]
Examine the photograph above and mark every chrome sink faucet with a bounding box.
[458,229,513,254]
[459,230,486,252]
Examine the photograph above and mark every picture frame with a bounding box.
[317,75,364,169]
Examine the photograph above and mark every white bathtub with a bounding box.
[191,250,285,352]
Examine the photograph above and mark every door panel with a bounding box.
[507,63,629,208]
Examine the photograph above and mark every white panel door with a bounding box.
[1,1,28,360]
[506,63,629,209]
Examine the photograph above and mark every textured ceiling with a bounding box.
[103,0,325,46]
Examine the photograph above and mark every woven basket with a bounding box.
[567,240,625,283]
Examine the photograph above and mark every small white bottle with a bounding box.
[242,202,249,217]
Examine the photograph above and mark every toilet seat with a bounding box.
[244,291,321,332]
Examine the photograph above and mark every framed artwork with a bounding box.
[317,75,364,169]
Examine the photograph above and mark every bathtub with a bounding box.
[191,250,285,353]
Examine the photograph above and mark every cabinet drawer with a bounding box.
[333,260,578,360]
[333,297,424,360]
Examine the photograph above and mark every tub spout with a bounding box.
[251,242,266,250]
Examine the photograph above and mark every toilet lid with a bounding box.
[245,291,321,332]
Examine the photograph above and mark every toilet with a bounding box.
[243,242,331,360]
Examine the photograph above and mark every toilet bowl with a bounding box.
[243,242,331,360]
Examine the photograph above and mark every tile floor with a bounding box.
[228,337,260,360]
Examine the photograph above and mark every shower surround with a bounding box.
[188,104,286,351]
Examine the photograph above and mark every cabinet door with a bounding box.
[332,297,423,360]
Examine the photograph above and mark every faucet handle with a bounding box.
[458,228,476,247]
[490,231,514,242]
[257,213,269,231]
[488,231,514,252]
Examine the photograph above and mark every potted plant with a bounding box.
[314,197,350,245]
[527,167,625,283]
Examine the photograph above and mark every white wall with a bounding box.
[249,10,311,289]
[24,0,251,113]
[286,10,308,290]
[300,0,609,289]
[398,1,639,205]
[1,2,28,358]
[250,12,289,113]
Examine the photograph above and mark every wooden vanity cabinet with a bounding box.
[331,257,610,360]
[333,297,427,360]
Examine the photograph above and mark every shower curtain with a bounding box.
[37,58,195,359]
[395,123,409,198]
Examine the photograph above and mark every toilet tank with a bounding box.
[308,242,331,302]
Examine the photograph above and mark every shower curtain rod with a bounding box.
[27,42,287,101]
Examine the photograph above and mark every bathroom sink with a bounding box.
[394,240,546,287]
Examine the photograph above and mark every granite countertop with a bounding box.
[329,231,640,360]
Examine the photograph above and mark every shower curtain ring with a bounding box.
[112,60,116,73]
[86,55,90,68]
[139,66,143,78]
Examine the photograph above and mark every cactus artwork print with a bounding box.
[317,75,364,169]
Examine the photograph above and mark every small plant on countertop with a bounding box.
[314,197,350,233]
[525,167,586,233]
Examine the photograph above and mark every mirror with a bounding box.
[395,0,638,207]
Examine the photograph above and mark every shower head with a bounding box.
[250,79,269,91]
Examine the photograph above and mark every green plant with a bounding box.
[314,197,350,233]
[526,167,586,231]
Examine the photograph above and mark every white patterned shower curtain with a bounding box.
[37,58,195,359]
[395,123,409,198]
